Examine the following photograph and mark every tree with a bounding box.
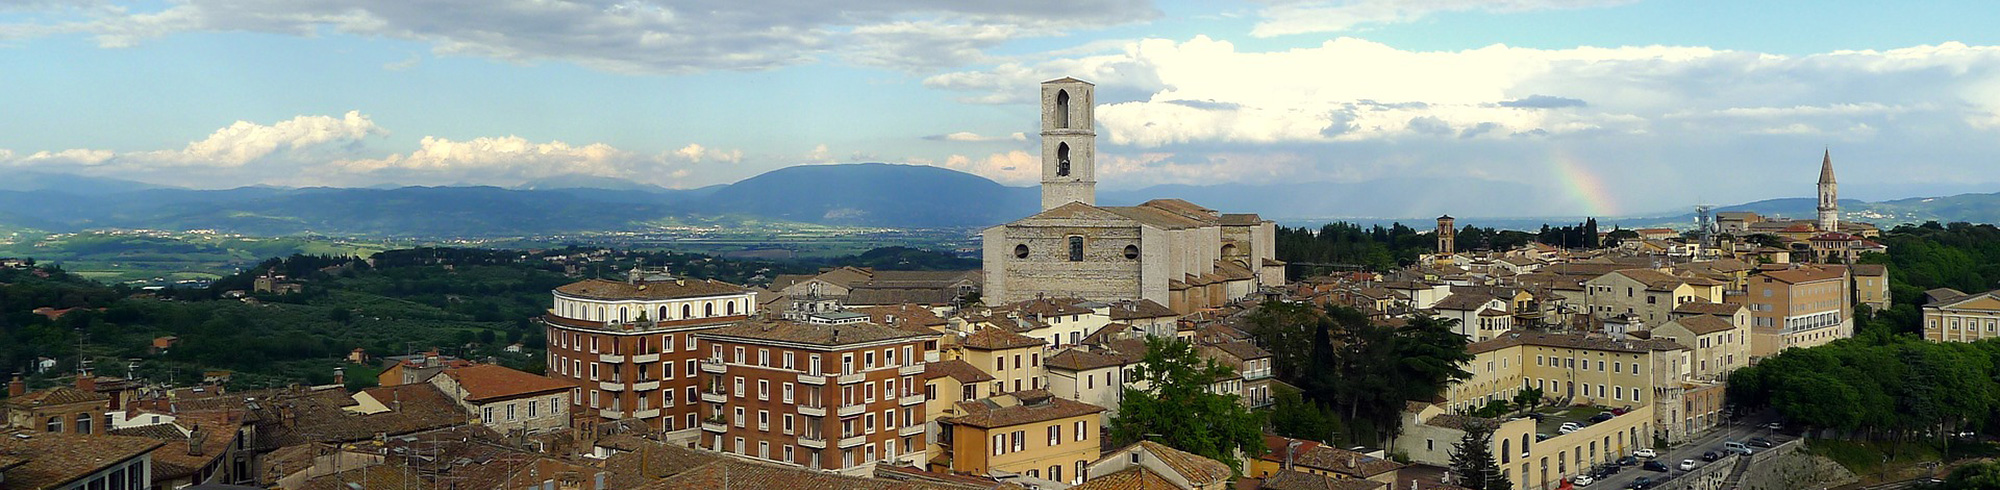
[1108,336,1266,474]
[1448,420,1512,490]
[1511,386,1543,410]
[1268,390,1340,442]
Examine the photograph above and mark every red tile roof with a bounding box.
[441,364,575,403]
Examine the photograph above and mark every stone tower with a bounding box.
[1040,77,1096,210]
[1817,149,1838,232]
[1436,215,1456,255]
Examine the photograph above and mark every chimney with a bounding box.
[1283,441,1297,471]
[76,372,96,393]
[186,423,205,456]
[1347,453,1358,469]
[8,375,23,397]
[333,367,346,386]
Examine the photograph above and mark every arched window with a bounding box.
[1056,90,1070,129]
[660,306,670,320]
[596,307,605,321]
[1014,244,1029,259]
[1068,236,1084,262]
[1057,143,1071,177]
[620,307,629,323]
[682,304,692,319]
[1501,439,1511,463]
[75,413,91,434]
[705,302,715,317]
[45,416,59,433]
[727,302,737,315]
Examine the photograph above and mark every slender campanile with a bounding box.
[1040,77,1096,211]
[1817,149,1838,232]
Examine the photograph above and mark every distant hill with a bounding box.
[1641,192,2000,230]
[686,163,1039,228]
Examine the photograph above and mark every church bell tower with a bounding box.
[1817,149,1838,232]
[1040,77,1097,210]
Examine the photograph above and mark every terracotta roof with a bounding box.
[1209,341,1271,362]
[554,278,749,301]
[847,288,965,306]
[1108,299,1178,320]
[7,386,108,408]
[961,327,1046,350]
[851,304,951,333]
[441,364,575,403]
[1132,440,1234,486]
[1431,293,1498,312]
[702,317,930,347]
[1045,348,1131,371]
[257,384,465,447]
[1759,267,1844,284]
[1073,466,1178,490]
[993,297,1095,317]
[1672,301,1744,316]
[0,431,163,490]
[1219,213,1264,225]
[1260,436,1402,479]
[602,439,726,489]
[946,391,1104,429]
[1466,331,1686,355]
[1665,315,1736,336]
[1258,470,1388,490]
[1608,269,1691,292]
[922,359,996,383]
[1850,264,1887,276]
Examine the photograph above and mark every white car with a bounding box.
[1679,459,1696,471]
[1573,474,1594,486]
[1559,422,1582,434]
[1634,448,1658,458]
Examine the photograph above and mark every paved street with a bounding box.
[1584,411,1785,489]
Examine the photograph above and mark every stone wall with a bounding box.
[1732,439,1857,490]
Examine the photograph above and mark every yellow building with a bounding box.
[1447,332,1693,443]
[948,327,1049,394]
[936,391,1103,484]
[1739,266,1851,358]
[1652,315,1747,382]
[1852,264,1890,311]
[1923,289,2000,342]
[1393,402,1655,490]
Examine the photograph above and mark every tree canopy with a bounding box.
[1107,336,1267,474]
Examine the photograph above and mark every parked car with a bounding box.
[1537,433,1553,442]
[1749,437,1776,448]
[1618,456,1640,466]
[1679,459,1696,471]
[1724,441,1753,455]
[1611,407,1630,415]
[1560,422,1582,434]
[1597,463,1622,476]
[1701,451,1721,462]
[1634,448,1658,458]
[1632,476,1654,489]
[1763,421,1783,430]
[1643,460,1669,472]
[1574,474,1595,486]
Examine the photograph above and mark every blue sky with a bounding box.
[4,0,2000,216]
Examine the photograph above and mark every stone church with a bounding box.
[982,77,1283,313]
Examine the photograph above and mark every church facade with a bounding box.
[982,77,1283,313]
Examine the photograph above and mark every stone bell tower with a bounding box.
[1040,77,1096,210]
[1817,149,1839,232]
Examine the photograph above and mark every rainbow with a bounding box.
[1548,148,1618,217]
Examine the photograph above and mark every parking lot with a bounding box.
[1583,412,1788,489]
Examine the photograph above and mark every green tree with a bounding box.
[1269,390,1340,442]
[1511,386,1543,410]
[1108,336,1266,474]
[1448,420,1512,490]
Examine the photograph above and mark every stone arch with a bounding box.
[1220,243,1239,257]
[1056,90,1070,129]
[1057,143,1071,177]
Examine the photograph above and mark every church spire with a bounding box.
[1817,148,1838,232]
[1818,148,1835,185]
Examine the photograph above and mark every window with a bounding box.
[527,400,538,418]
[734,376,744,398]
[734,347,745,364]
[865,351,876,369]
[759,380,770,401]
[686,359,697,378]
[994,434,1006,455]
[784,383,795,403]
[1057,142,1072,176]
[1075,420,1087,441]
[1014,244,1029,259]
[483,407,495,422]
[759,349,770,366]
[784,352,796,370]
[734,407,746,427]
[1012,430,1025,452]
[1068,236,1084,262]
[1123,244,1139,259]
[758,410,769,431]
[784,414,795,434]
[1049,425,1061,446]
[686,333,697,350]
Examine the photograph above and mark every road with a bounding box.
[1585,411,1786,489]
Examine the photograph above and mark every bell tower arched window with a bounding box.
[1056,90,1071,129]
[1057,143,1071,177]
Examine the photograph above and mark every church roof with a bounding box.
[1042,77,1094,85]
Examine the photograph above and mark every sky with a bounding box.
[3,0,2000,216]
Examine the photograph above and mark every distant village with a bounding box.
[4,77,1988,490]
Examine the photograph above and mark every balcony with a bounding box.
[699,359,727,374]
[798,405,827,417]
[599,381,626,391]
[836,403,866,417]
[633,408,661,419]
[898,424,925,437]
[701,418,728,433]
[599,353,626,363]
[633,380,660,391]
[1243,368,1273,381]
[836,372,867,385]
[900,394,925,406]
[797,434,827,449]
[701,390,729,404]
[837,434,867,448]
[898,364,925,376]
[925,351,940,363]
[600,409,625,419]
[632,353,661,363]
[797,373,828,385]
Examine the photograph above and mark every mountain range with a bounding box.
[0,163,1990,237]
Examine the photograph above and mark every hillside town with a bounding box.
[0,77,1976,490]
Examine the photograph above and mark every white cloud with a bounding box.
[134,111,387,167]
[335,136,630,174]
[805,144,834,163]
[926,131,1028,142]
[941,150,1037,185]
[1,0,1159,73]
[674,143,743,163]
[1249,0,1633,37]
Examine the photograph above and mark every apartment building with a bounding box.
[935,390,1104,485]
[541,269,757,435]
[430,364,573,435]
[694,317,932,475]
[1852,264,1890,311]
[1652,315,1747,382]
[1923,288,2000,342]
[1738,266,1851,358]
[1580,269,1723,326]
[1395,403,1655,490]
[949,327,1049,394]
[1197,341,1275,409]
[1449,332,1692,442]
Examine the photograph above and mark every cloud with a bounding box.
[0,0,1159,73]
[941,150,1038,184]
[674,143,743,163]
[1499,94,1587,108]
[924,131,1027,142]
[0,111,385,172]
[1248,0,1634,37]
[805,144,833,163]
